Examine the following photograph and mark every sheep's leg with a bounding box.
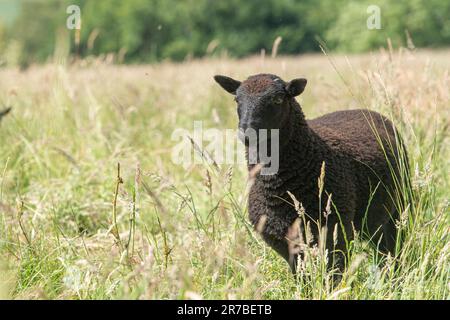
[380,214,398,256]
[261,234,293,268]
[325,217,352,285]
[359,193,398,256]
[372,199,400,256]
[365,223,396,257]
[288,253,300,274]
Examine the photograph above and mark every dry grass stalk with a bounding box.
[112,163,123,250]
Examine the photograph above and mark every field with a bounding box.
[0,48,448,299]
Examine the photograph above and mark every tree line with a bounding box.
[0,0,449,66]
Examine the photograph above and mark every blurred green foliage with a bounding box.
[0,0,449,66]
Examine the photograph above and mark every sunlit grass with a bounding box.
[0,48,448,299]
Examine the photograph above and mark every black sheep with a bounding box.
[214,73,409,276]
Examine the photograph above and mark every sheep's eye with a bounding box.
[272,96,284,105]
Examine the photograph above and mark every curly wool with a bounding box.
[247,99,408,272]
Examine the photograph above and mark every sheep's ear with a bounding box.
[214,75,241,95]
[286,78,307,97]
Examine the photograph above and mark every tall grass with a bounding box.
[0,48,448,299]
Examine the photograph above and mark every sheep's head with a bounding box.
[214,74,307,134]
